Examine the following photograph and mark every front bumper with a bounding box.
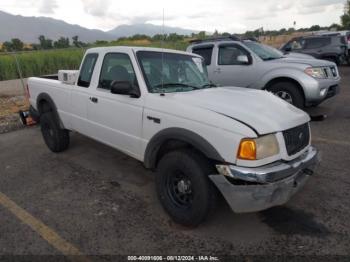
[209,146,318,213]
[305,77,340,106]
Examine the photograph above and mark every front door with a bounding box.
[87,52,144,160]
[210,44,257,87]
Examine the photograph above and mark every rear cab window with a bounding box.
[77,53,98,88]
[192,45,214,65]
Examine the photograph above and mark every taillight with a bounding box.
[26,84,30,99]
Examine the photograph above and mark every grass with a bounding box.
[0,48,85,81]
[0,39,190,81]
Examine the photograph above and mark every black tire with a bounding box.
[155,149,216,227]
[40,112,70,152]
[269,81,304,109]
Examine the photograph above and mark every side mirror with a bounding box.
[237,55,250,64]
[110,81,140,98]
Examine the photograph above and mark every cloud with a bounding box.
[297,6,326,15]
[39,0,58,14]
[296,0,344,14]
[81,0,111,17]
[301,0,344,8]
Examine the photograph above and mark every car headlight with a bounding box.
[237,134,280,160]
[304,67,326,79]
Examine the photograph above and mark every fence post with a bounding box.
[13,52,26,95]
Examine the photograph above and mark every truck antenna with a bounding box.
[161,8,165,92]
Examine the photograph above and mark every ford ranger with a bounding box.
[27,46,318,226]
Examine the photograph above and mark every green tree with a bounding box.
[72,35,86,47]
[309,25,321,31]
[38,35,53,49]
[53,37,70,48]
[341,1,350,29]
[152,34,165,41]
[329,23,342,31]
[167,33,184,42]
[72,35,79,47]
[197,31,206,40]
[11,38,24,51]
[2,41,13,52]
[94,40,108,46]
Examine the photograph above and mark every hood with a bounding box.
[272,56,336,67]
[284,52,315,60]
[158,87,310,135]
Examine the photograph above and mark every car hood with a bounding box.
[273,56,336,67]
[284,52,315,59]
[156,87,310,135]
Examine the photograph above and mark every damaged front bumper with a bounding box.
[209,146,318,213]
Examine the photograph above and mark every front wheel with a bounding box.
[155,149,216,227]
[269,82,304,109]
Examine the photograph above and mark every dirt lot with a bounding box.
[0,68,349,260]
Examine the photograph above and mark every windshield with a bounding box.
[136,51,214,93]
[243,41,283,61]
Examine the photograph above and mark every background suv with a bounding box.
[280,35,348,65]
[187,36,340,108]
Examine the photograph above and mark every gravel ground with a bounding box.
[0,67,349,261]
[0,95,28,134]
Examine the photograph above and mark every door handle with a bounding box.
[89,97,98,103]
[214,68,221,73]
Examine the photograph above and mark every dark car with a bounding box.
[281,35,348,65]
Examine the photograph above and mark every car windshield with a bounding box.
[136,51,214,93]
[244,41,283,61]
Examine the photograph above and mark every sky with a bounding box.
[0,0,346,33]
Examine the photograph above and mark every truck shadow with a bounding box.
[259,206,330,237]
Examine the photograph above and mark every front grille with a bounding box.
[283,123,310,156]
[330,66,337,77]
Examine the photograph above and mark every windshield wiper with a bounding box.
[154,83,200,89]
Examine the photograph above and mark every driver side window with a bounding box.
[218,45,251,65]
[289,39,305,50]
[99,53,137,90]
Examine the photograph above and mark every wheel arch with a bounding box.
[36,93,64,128]
[144,128,225,169]
[264,77,305,102]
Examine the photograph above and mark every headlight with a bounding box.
[304,67,326,79]
[237,134,280,160]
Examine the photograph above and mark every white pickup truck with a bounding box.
[28,46,318,226]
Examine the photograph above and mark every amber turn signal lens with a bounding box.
[237,139,256,160]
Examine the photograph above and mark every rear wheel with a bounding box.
[269,81,304,109]
[40,112,70,152]
[155,149,216,227]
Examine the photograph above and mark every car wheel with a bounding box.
[40,112,70,152]
[155,149,217,227]
[269,82,304,109]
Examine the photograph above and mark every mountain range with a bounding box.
[0,10,197,43]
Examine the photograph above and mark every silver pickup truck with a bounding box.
[187,38,341,108]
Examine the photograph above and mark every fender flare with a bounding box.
[36,93,63,127]
[144,127,225,169]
